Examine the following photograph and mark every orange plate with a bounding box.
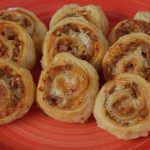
[0,0,150,149]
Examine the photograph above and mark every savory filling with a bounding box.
[0,26,23,61]
[0,10,34,36]
[104,81,148,126]
[107,40,150,81]
[0,40,10,58]
[114,20,150,43]
[0,66,25,118]
[51,23,99,61]
[38,64,89,109]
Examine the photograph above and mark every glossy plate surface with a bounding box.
[0,0,150,149]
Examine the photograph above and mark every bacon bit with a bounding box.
[122,122,129,126]
[13,75,22,86]
[79,54,91,61]
[141,43,150,59]
[48,97,57,105]
[39,85,46,92]
[1,67,12,75]
[62,24,70,34]
[0,42,8,57]
[44,94,58,106]
[38,86,45,92]
[69,24,80,32]
[124,63,134,72]
[48,76,55,81]
[59,44,68,52]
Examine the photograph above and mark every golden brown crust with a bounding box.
[0,7,48,56]
[102,33,150,82]
[0,59,35,124]
[109,19,150,45]
[0,20,36,70]
[37,52,99,123]
[93,73,150,140]
[43,17,109,71]
[49,4,108,35]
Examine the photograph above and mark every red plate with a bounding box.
[0,0,150,149]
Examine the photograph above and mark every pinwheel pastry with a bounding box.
[42,17,109,71]
[37,52,99,123]
[93,73,150,140]
[0,20,36,70]
[134,11,150,22]
[0,59,35,124]
[102,33,150,82]
[0,7,48,56]
[49,4,108,35]
[109,18,150,45]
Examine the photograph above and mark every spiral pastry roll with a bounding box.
[37,52,99,123]
[42,17,109,70]
[0,7,48,55]
[109,19,150,45]
[0,20,36,70]
[93,73,150,140]
[0,59,35,124]
[50,4,108,35]
[102,33,150,82]
[134,11,150,22]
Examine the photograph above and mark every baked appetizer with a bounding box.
[134,11,150,22]
[0,20,36,70]
[109,19,150,45]
[42,17,109,71]
[0,59,35,124]
[0,7,48,55]
[93,73,150,140]
[50,4,108,35]
[37,52,99,123]
[102,33,150,82]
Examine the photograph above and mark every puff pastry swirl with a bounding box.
[93,73,150,140]
[0,59,35,124]
[102,33,150,82]
[42,17,109,71]
[0,7,48,55]
[0,20,36,70]
[50,4,108,35]
[109,19,150,45]
[134,11,150,22]
[37,52,99,123]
